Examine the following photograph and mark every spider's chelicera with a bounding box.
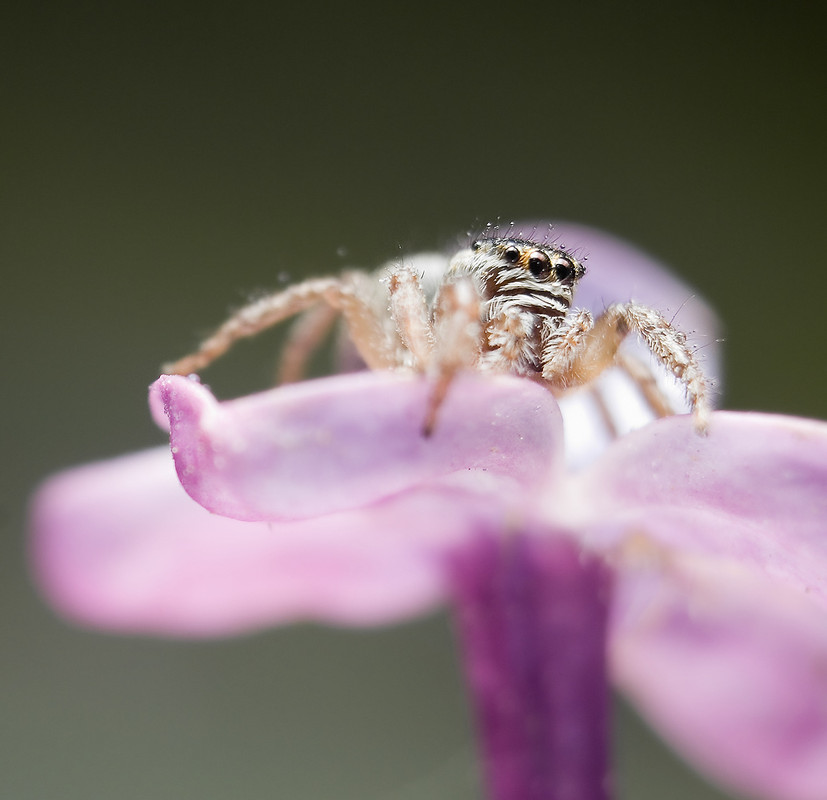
[165,234,709,434]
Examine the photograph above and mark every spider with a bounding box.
[163,234,710,435]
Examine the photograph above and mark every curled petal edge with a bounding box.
[153,371,562,522]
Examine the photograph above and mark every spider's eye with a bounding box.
[503,245,521,263]
[554,257,575,282]
[471,240,482,251]
[528,251,551,279]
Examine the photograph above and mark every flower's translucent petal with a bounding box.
[31,447,520,636]
[155,371,561,522]
[569,411,827,800]
[614,553,827,800]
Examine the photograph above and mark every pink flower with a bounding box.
[29,225,827,800]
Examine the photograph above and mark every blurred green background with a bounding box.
[3,4,825,799]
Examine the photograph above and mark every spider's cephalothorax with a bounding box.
[446,237,587,377]
[454,237,586,316]
[164,233,710,434]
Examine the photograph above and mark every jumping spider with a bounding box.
[164,235,710,435]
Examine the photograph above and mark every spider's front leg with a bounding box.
[164,272,400,376]
[542,302,711,432]
[388,268,435,370]
[424,277,484,435]
[387,268,482,435]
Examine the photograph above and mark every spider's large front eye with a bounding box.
[503,245,521,263]
[554,257,576,282]
[471,240,482,252]
[528,251,551,279]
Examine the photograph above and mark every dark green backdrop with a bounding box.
[3,4,825,799]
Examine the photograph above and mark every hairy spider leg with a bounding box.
[388,268,435,370]
[541,302,710,432]
[164,273,401,376]
[276,302,341,385]
[424,277,483,436]
[613,350,677,420]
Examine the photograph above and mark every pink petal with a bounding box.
[575,411,827,610]
[30,447,519,636]
[614,554,827,800]
[568,411,827,799]
[156,371,561,522]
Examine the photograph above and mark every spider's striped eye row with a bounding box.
[470,238,579,284]
[503,244,574,283]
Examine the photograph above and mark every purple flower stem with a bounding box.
[451,532,612,800]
